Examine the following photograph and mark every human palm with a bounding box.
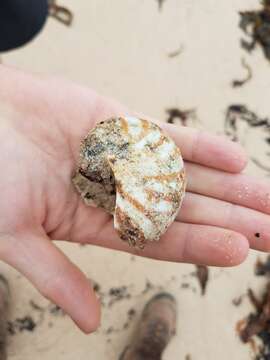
[1,66,270,333]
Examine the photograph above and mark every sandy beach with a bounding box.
[1,1,270,359]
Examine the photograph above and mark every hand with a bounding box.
[0,65,269,333]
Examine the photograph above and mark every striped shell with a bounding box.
[72,116,186,248]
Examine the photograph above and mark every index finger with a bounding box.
[158,122,248,174]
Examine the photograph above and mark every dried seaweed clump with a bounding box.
[48,0,73,26]
[166,108,197,127]
[225,105,270,141]
[239,1,270,60]
[238,256,270,359]
[156,0,166,11]
[231,58,252,88]
[225,105,270,173]
[195,265,209,296]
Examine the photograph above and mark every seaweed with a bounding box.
[239,1,270,61]
[232,58,252,88]
[237,256,270,359]
[256,257,270,276]
[122,308,137,330]
[168,44,184,58]
[225,105,270,173]
[233,295,244,307]
[225,105,270,140]
[48,0,73,26]
[156,0,166,11]
[166,108,197,127]
[108,286,131,307]
[195,265,209,296]
[7,316,36,335]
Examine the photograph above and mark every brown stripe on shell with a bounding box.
[173,146,181,157]
[119,117,129,134]
[144,171,182,182]
[179,169,186,183]
[116,181,158,225]
[145,188,180,203]
[175,169,187,195]
[141,119,150,133]
[115,207,146,249]
[136,119,152,141]
[149,135,167,150]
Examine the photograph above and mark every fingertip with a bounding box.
[182,225,250,267]
[205,133,248,174]
[213,231,249,267]
[69,278,101,334]
[75,299,101,334]
[229,142,248,173]
[229,232,249,266]
[208,230,249,267]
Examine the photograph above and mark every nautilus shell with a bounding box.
[72,116,186,248]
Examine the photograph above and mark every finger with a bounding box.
[0,66,247,173]
[179,192,270,252]
[99,222,249,266]
[70,212,249,266]
[150,121,247,173]
[69,98,247,174]
[72,98,247,173]
[0,231,100,333]
[186,162,270,215]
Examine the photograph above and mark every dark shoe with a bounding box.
[120,293,177,360]
[0,275,9,310]
[0,275,9,360]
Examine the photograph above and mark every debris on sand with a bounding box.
[156,0,166,11]
[237,256,270,359]
[108,286,131,307]
[103,308,137,335]
[224,104,270,173]
[7,316,36,335]
[48,0,73,26]
[48,304,65,316]
[224,104,269,141]
[232,58,252,88]
[7,300,67,336]
[123,308,137,330]
[232,295,244,307]
[142,280,154,295]
[256,257,270,276]
[195,265,209,296]
[239,1,270,61]
[168,44,184,58]
[225,105,270,140]
[166,108,197,127]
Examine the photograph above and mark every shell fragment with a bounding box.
[72,116,186,248]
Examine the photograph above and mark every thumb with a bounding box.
[0,231,100,333]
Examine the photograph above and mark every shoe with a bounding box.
[0,275,9,311]
[119,292,177,360]
[0,275,9,360]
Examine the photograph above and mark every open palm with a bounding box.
[1,65,270,333]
